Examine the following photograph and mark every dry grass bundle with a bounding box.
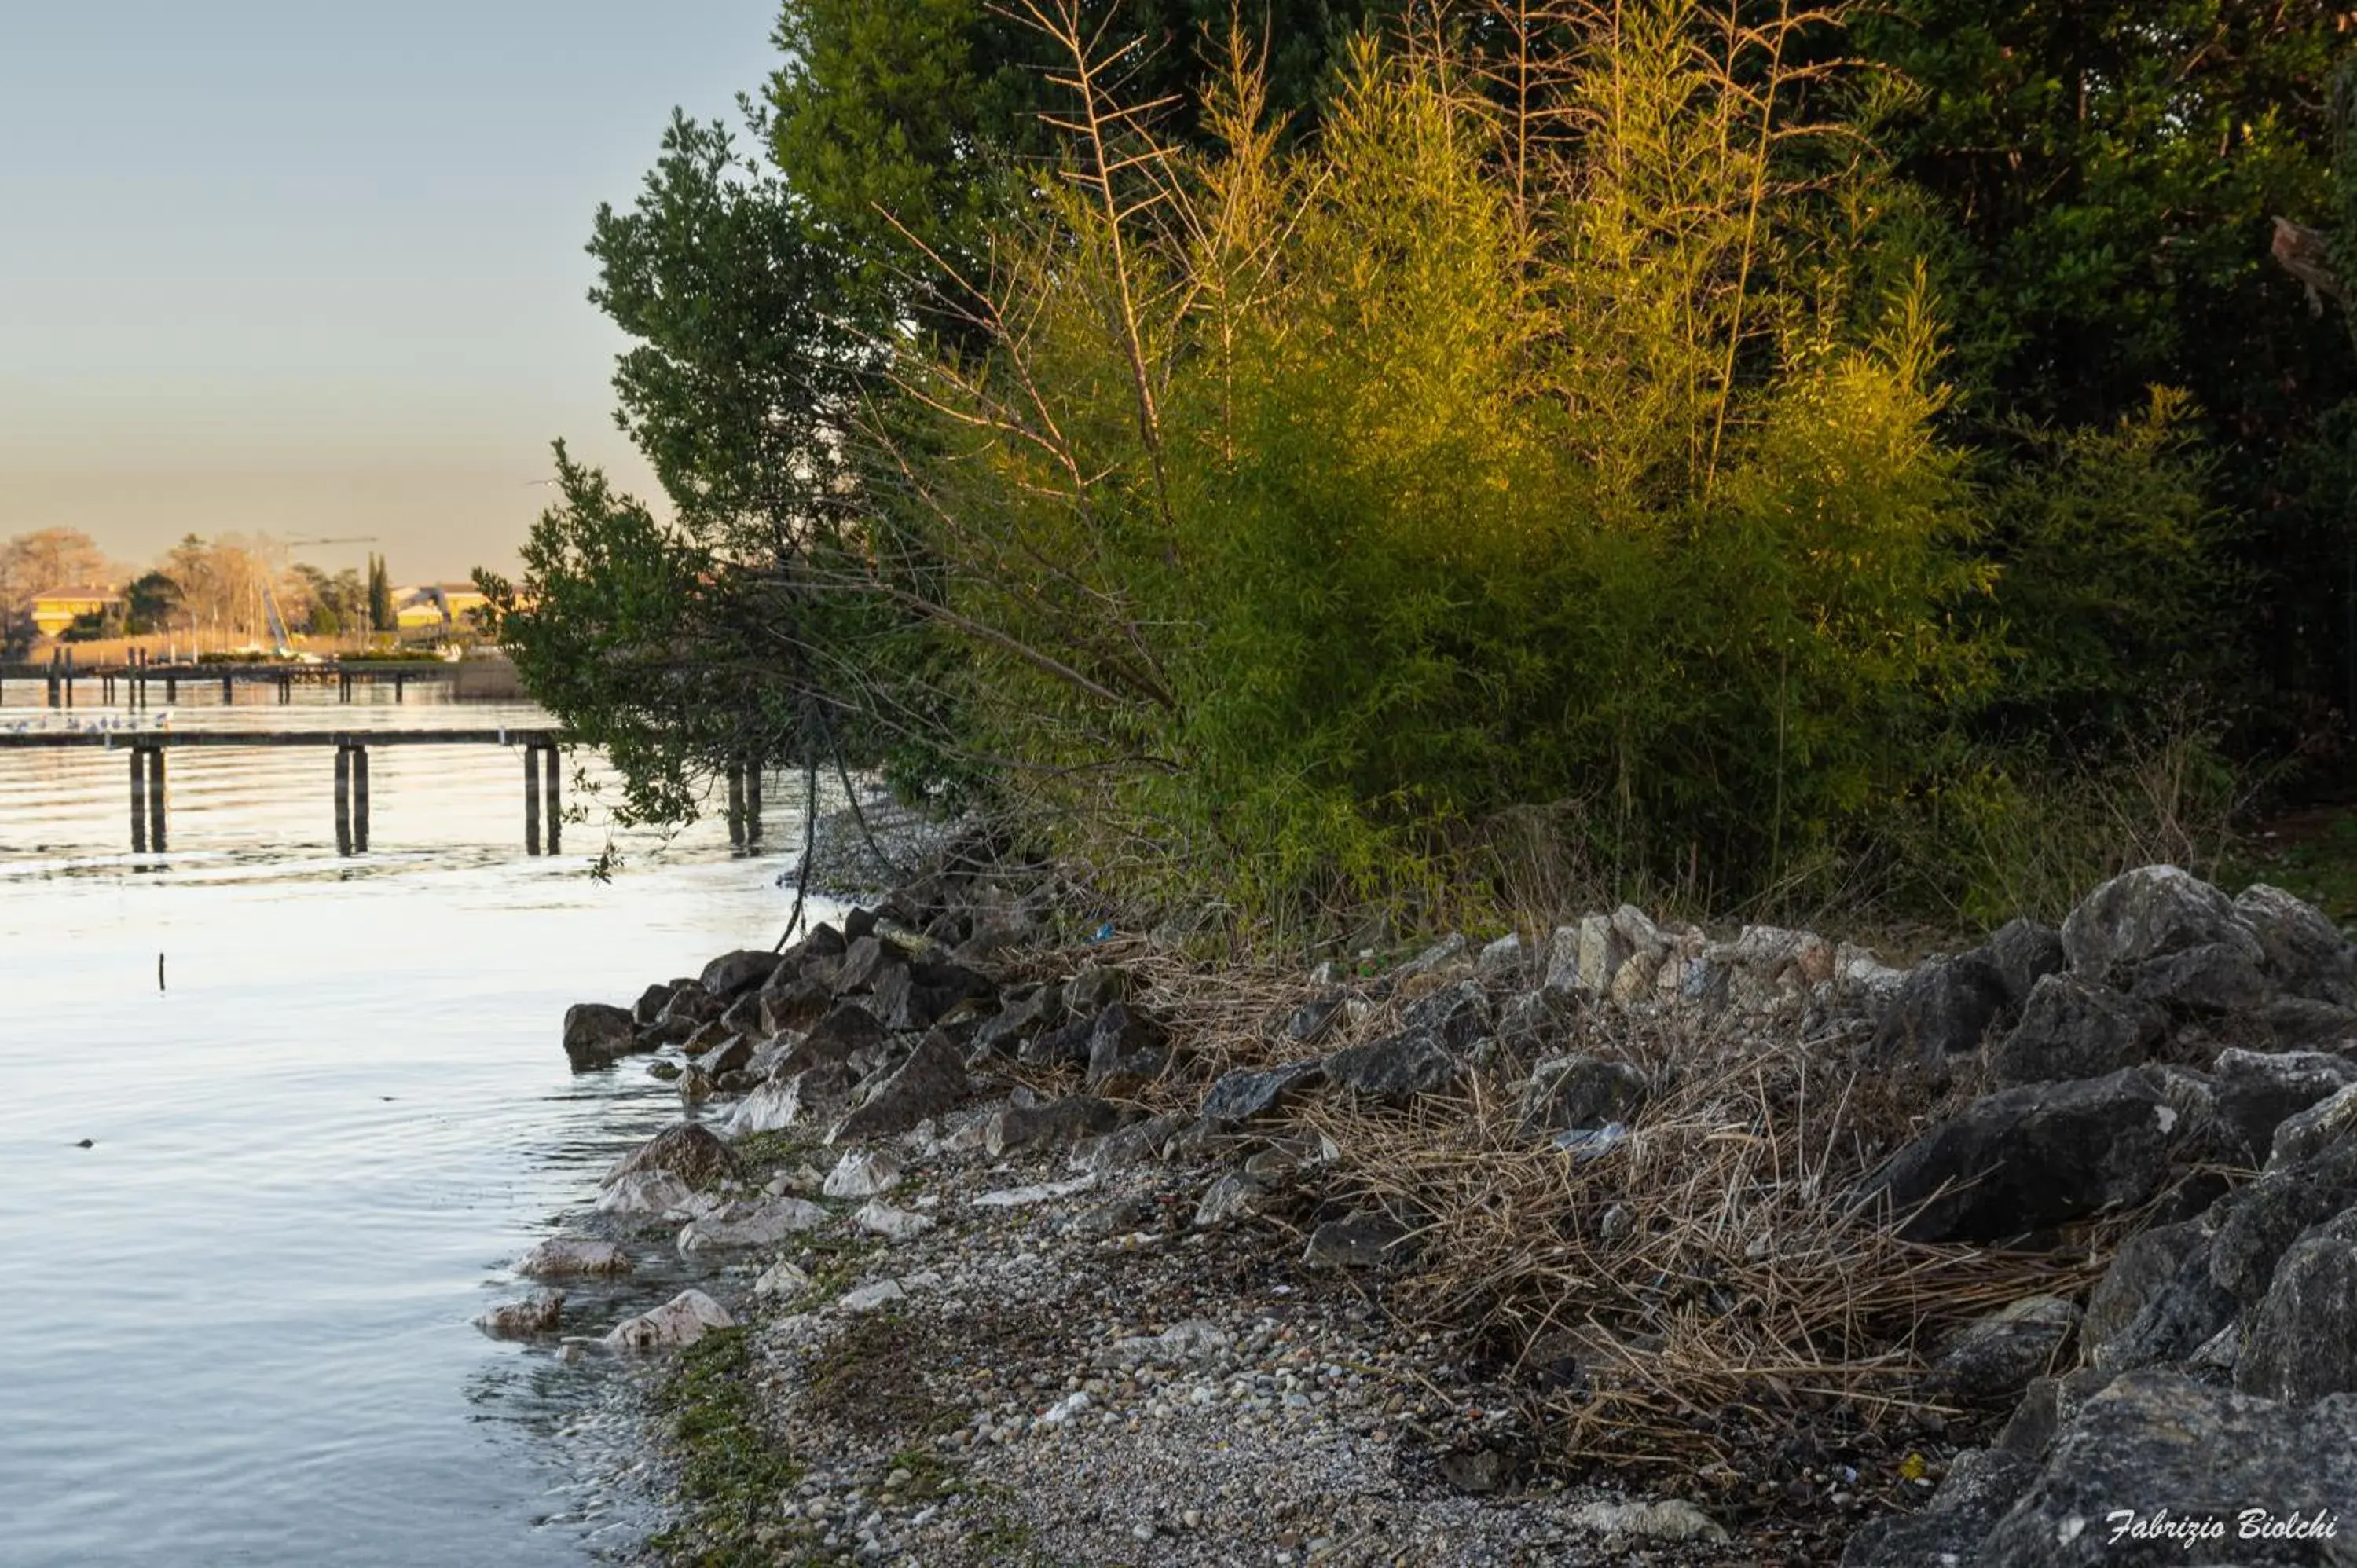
[1288,1017,2099,1478]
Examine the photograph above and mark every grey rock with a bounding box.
[1541,925,1584,995]
[2241,1211,2357,1405]
[2213,1123,2357,1303]
[1977,1370,2357,1566]
[1872,951,2012,1065]
[829,1029,971,1141]
[1400,980,1492,1053]
[1931,1295,2078,1403]
[676,1196,827,1251]
[972,982,1061,1057]
[2211,1048,2357,1162]
[1325,1031,1462,1104]
[596,1169,698,1218]
[2062,865,2260,986]
[1439,1446,1512,1495]
[1475,932,1526,978]
[1303,1212,1413,1269]
[631,982,678,1028]
[1200,1060,1325,1123]
[476,1291,563,1339]
[2094,1232,2240,1376]
[1017,1013,1097,1069]
[691,1032,754,1079]
[601,1122,743,1192]
[1985,917,2067,1010]
[1071,1112,1189,1174]
[2131,939,2275,1015]
[562,1002,642,1070]
[821,1148,903,1199]
[1839,1447,2035,1568]
[1193,1172,1265,1227]
[2262,995,2357,1050]
[2271,1080,2357,1170]
[1992,972,2165,1085]
[2238,883,2357,1007]
[603,1288,732,1351]
[757,975,832,1035]
[1571,913,1631,995]
[1522,1054,1648,1133]
[1496,987,1575,1050]
[717,990,765,1039]
[726,1061,853,1134]
[698,948,780,999]
[1868,1068,2187,1242]
[1285,994,1347,1046]
[987,1094,1122,1156]
[1083,1002,1170,1094]
[800,1002,886,1065]
[831,934,907,995]
[1064,964,1129,1014]
[518,1237,632,1278]
[873,958,992,1032]
[2084,1220,2208,1359]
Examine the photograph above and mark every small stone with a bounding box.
[754,1258,813,1297]
[855,1200,936,1241]
[823,1149,904,1199]
[838,1279,909,1313]
[1193,1173,1266,1227]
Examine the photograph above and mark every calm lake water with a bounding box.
[0,680,838,1566]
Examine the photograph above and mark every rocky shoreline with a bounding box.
[499,855,2357,1565]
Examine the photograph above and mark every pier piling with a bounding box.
[130,749,148,853]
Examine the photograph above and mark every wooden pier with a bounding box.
[0,650,467,709]
[0,728,567,856]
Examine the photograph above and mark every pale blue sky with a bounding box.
[1,0,782,581]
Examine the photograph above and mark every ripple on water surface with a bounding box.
[0,688,841,1566]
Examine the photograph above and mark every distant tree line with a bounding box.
[487,0,2357,925]
[0,527,401,654]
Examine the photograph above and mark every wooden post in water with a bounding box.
[64,647,75,709]
[523,744,542,855]
[221,672,232,703]
[334,745,353,855]
[147,748,167,851]
[395,672,405,703]
[353,746,371,852]
[130,749,148,853]
[165,672,177,702]
[541,743,560,854]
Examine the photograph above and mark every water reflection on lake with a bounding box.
[0,683,838,1566]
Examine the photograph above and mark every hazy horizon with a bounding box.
[2,0,782,584]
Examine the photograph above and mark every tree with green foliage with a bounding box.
[483,110,938,831]
[1856,0,2353,721]
[123,571,183,636]
[366,554,394,634]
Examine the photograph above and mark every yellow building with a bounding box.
[28,583,124,638]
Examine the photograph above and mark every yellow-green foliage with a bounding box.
[871,0,2003,916]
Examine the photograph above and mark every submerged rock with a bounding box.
[594,1169,697,1218]
[602,1122,744,1192]
[676,1198,827,1253]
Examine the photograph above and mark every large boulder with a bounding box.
[1985,917,2067,1010]
[1991,973,2164,1086]
[829,1030,971,1141]
[2238,884,2357,1007]
[2210,1048,2357,1163]
[988,1094,1124,1156]
[517,1237,632,1278]
[1871,952,2012,1066]
[2089,1229,2240,1376]
[873,958,992,1032]
[1975,1371,2357,1565]
[971,982,1063,1057]
[1930,1295,2080,1405]
[2061,865,2259,987]
[2212,1123,2357,1304]
[1868,1068,2187,1243]
[726,1062,854,1135]
[600,1122,744,1192]
[698,948,781,999]
[1400,980,1492,1053]
[562,1002,643,1070]
[2239,1209,2357,1405]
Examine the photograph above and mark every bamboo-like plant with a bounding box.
[861,0,1999,918]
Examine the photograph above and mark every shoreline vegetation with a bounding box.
[498,826,2357,1566]
[471,0,2357,1561]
